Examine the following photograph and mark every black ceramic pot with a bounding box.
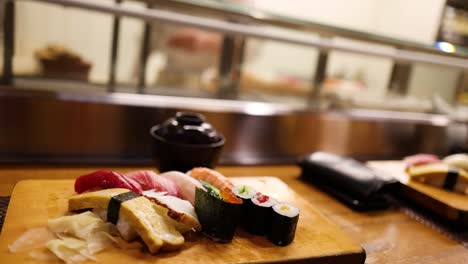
[150,112,225,172]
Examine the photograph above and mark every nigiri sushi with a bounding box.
[125,170,180,197]
[187,167,233,191]
[68,188,184,253]
[142,190,201,233]
[443,153,468,171]
[74,170,181,197]
[403,154,441,169]
[407,163,468,195]
[159,171,205,204]
[75,170,143,194]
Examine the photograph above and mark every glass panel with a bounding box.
[239,35,315,106]
[150,0,468,57]
[144,24,221,97]
[0,2,4,77]
[322,39,395,104]
[113,0,464,110]
[438,5,468,46]
[10,0,467,112]
[114,1,146,91]
[458,70,468,104]
[14,0,113,89]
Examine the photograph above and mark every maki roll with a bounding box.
[195,182,242,242]
[244,193,277,235]
[268,203,299,246]
[232,185,257,203]
[232,185,257,226]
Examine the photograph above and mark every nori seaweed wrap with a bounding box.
[194,186,242,242]
[232,185,257,227]
[267,203,300,246]
[244,193,277,235]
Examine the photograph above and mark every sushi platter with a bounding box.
[367,160,468,226]
[0,175,365,264]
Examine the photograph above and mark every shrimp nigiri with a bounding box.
[187,167,233,191]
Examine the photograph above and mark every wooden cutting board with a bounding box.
[0,177,365,264]
[368,161,468,226]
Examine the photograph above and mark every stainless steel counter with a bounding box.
[1,86,465,165]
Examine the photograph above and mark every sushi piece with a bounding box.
[125,170,180,197]
[187,167,234,191]
[267,203,299,246]
[75,170,143,194]
[74,170,182,197]
[443,153,468,171]
[68,188,184,253]
[142,190,201,233]
[244,193,277,235]
[194,182,242,242]
[232,185,257,203]
[200,181,221,198]
[403,154,440,169]
[407,163,468,195]
[232,185,257,226]
[159,171,205,205]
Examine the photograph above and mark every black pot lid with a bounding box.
[153,112,224,145]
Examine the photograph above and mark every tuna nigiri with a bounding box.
[159,171,205,205]
[187,167,233,191]
[74,170,181,197]
[75,170,143,194]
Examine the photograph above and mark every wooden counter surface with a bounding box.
[0,165,467,263]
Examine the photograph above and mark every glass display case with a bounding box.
[438,0,468,47]
[4,0,467,108]
[1,0,468,164]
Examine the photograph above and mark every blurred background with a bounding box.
[1,0,468,164]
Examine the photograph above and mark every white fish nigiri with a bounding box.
[159,171,204,205]
[125,170,180,197]
[443,153,468,171]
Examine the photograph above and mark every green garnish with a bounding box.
[200,181,222,199]
[238,185,248,194]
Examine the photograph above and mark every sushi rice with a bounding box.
[273,203,300,218]
[252,193,277,208]
[232,185,257,200]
